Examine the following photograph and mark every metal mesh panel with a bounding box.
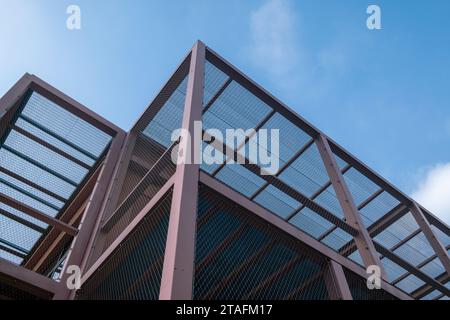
[278,143,329,197]
[0,274,52,300]
[253,184,301,219]
[343,269,398,300]
[396,274,426,293]
[359,191,400,227]
[115,135,171,207]
[101,143,176,252]
[21,92,111,156]
[194,186,331,300]
[0,89,112,269]
[289,207,333,239]
[204,61,229,106]
[77,191,172,300]
[215,164,266,197]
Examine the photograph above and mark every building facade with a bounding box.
[0,41,449,300]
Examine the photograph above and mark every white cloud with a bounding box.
[246,0,351,102]
[248,0,301,81]
[411,163,450,224]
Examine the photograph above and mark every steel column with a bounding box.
[325,260,353,300]
[409,202,450,276]
[0,193,77,236]
[315,134,385,277]
[53,130,125,300]
[159,41,205,300]
[85,132,138,265]
[0,258,58,296]
[200,172,412,300]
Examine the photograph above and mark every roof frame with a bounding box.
[0,73,124,290]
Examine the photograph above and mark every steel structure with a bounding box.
[0,41,449,300]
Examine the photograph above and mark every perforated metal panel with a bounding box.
[77,191,172,300]
[194,186,332,300]
[343,269,398,300]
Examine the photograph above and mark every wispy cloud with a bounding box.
[412,163,450,224]
[247,0,301,88]
[246,0,352,102]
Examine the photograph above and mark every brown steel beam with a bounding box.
[330,139,450,237]
[159,41,205,300]
[315,134,384,276]
[0,208,46,234]
[28,76,121,136]
[0,258,58,295]
[53,130,125,300]
[81,176,174,286]
[24,163,102,269]
[322,185,380,247]
[0,193,77,236]
[374,242,450,295]
[367,204,410,238]
[325,260,353,300]
[11,125,91,170]
[409,202,450,276]
[0,166,66,203]
[200,172,412,300]
[340,203,409,257]
[412,272,449,299]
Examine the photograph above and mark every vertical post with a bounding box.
[325,260,353,300]
[53,130,126,300]
[410,202,450,275]
[86,131,137,264]
[0,74,32,140]
[315,134,386,278]
[159,41,205,300]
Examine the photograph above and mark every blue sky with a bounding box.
[0,0,449,222]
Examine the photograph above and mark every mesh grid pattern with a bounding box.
[194,186,331,300]
[0,89,112,268]
[77,191,172,300]
[344,269,398,300]
[0,274,52,300]
[100,142,176,252]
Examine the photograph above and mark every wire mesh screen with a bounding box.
[0,273,52,300]
[194,185,332,300]
[343,269,398,300]
[100,142,176,252]
[76,190,172,300]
